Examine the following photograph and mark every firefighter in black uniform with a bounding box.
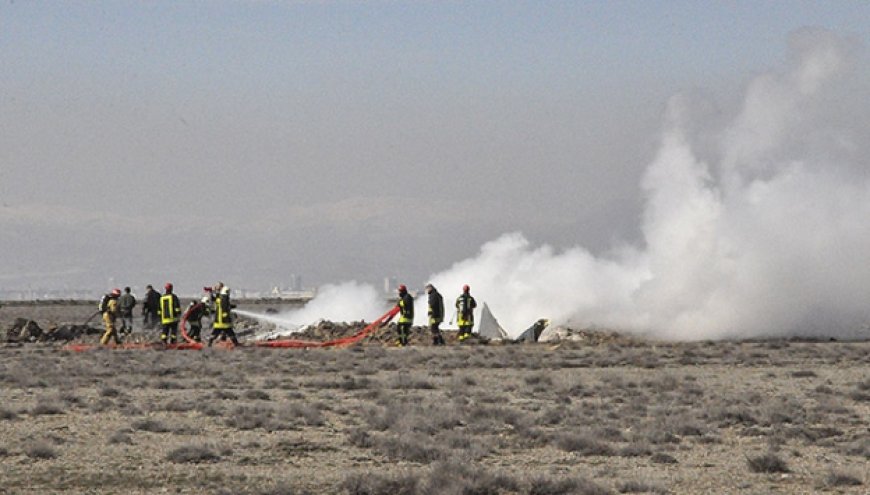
[158,282,182,344]
[208,286,239,346]
[184,296,211,343]
[395,284,414,347]
[456,284,477,342]
[426,284,445,345]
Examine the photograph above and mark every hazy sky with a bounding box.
[2,1,869,297]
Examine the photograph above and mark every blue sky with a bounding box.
[1,1,869,294]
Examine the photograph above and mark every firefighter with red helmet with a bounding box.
[100,288,122,345]
[395,284,414,347]
[158,282,182,344]
[455,284,476,342]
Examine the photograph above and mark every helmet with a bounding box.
[165,282,173,292]
[220,286,230,295]
[201,296,210,304]
[111,288,121,297]
[397,284,407,293]
[462,284,470,293]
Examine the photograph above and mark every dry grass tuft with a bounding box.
[24,441,58,460]
[165,444,221,463]
[746,452,789,473]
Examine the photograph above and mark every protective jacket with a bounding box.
[398,292,414,324]
[456,293,477,326]
[159,293,181,324]
[213,293,235,330]
[428,290,444,325]
[187,302,210,324]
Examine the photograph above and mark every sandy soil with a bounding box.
[0,303,868,494]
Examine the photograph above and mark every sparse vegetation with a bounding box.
[747,452,789,473]
[0,311,868,494]
[24,441,58,460]
[165,444,221,463]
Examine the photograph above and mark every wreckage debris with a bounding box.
[5,318,101,343]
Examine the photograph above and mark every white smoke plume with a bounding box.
[242,281,389,336]
[254,29,869,341]
[428,29,870,340]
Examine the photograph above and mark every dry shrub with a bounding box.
[346,428,372,449]
[0,408,18,420]
[746,452,789,473]
[388,373,435,390]
[790,370,817,378]
[617,480,668,494]
[373,433,446,464]
[165,444,221,463]
[818,470,863,488]
[133,419,172,433]
[554,433,615,456]
[108,430,134,445]
[527,475,611,495]
[24,441,58,460]
[342,471,419,495]
[213,390,239,400]
[244,389,271,401]
[418,461,520,495]
[195,401,225,417]
[99,386,122,397]
[31,401,65,416]
[838,438,870,459]
[650,452,678,464]
[280,402,325,427]
[226,405,277,431]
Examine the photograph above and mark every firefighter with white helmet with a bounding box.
[208,285,239,346]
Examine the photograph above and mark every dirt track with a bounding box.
[0,303,868,494]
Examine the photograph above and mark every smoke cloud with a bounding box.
[257,29,870,341]
[427,28,870,340]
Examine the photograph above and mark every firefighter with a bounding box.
[455,284,477,342]
[100,288,122,345]
[184,296,211,343]
[426,284,445,346]
[208,285,239,346]
[395,284,414,347]
[158,283,182,344]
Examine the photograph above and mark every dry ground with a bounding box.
[1,304,868,494]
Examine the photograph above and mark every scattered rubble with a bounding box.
[5,318,101,343]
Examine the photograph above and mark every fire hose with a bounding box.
[64,305,398,351]
[254,306,399,349]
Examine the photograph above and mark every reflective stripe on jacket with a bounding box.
[159,294,180,324]
[214,294,233,329]
[398,293,414,324]
[455,294,476,326]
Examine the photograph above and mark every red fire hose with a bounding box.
[254,306,399,349]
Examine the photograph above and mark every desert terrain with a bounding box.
[0,302,868,494]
